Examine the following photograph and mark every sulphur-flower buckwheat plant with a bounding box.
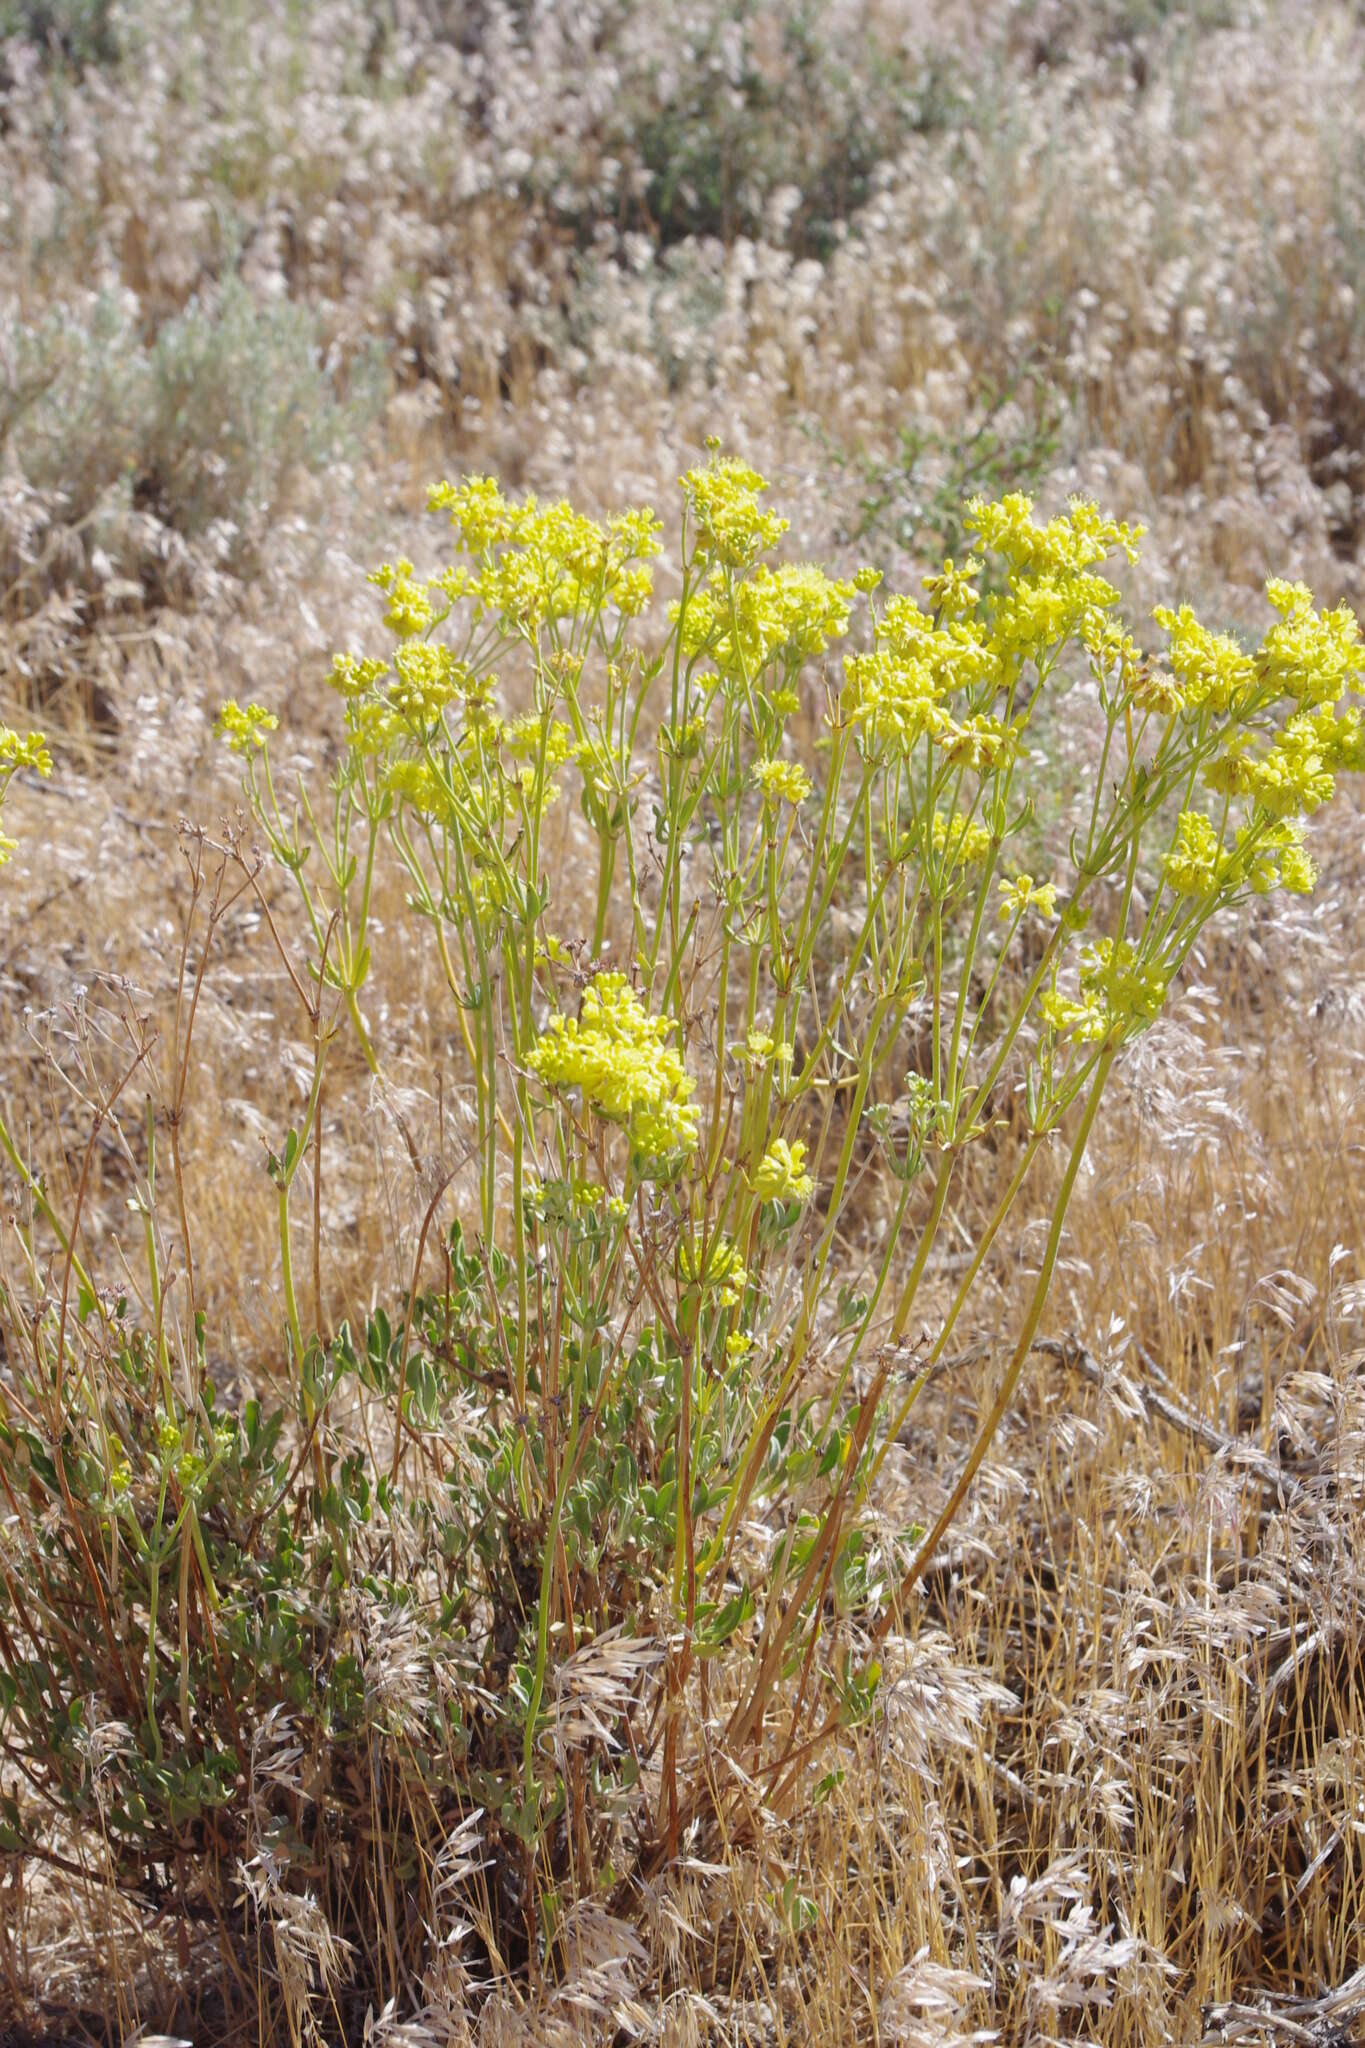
[204,449,1365,1924]
[1,447,1360,2015]
[201,449,1365,1913]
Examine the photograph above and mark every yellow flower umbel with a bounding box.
[427,475,515,552]
[968,493,1143,663]
[368,559,435,638]
[1042,939,1168,1046]
[997,873,1058,922]
[528,973,699,1166]
[215,701,278,755]
[0,728,52,778]
[729,1027,795,1080]
[1152,605,1255,714]
[753,1137,815,1204]
[682,452,788,571]
[677,1231,749,1308]
[1163,810,1222,897]
[751,757,813,811]
[426,478,662,633]
[1258,578,1365,705]
[966,492,1143,577]
[842,587,1003,760]
[932,809,993,875]
[0,726,52,865]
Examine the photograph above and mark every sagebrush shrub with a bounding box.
[1,454,1363,2029]
[0,0,120,69]
[591,2,954,255]
[3,279,384,573]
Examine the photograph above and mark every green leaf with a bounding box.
[697,1585,754,1651]
[777,1877,817,1934]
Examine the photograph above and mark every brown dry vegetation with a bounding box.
[3,1,1365,2042]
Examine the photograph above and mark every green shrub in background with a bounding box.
[1,456,1363,2032]
[511,0,964,258]
[829,374,1067,575]
[2,278,384,575]
[0,0,121,69]
[603,5,960,255]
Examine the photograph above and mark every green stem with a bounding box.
[0,1107,98,1311]
[345,986,380,1077]
[877,1044,1115,1636]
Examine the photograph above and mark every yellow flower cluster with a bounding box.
[0,726,52,865]
[528,973,699,1162]
[1163,810,1222,897]
[1135,582,1364,905]
[842,643,1000,758]
[1259,579,1365,705]
[753,1136,814,1204]
[997,873,1058,921]
[427,476,516,552]
[752,757,813,810]
[504,714,575,806]
[1041,938,1168,1045]
[1153,605,1256,714]
[425,479,663,630]
[730,1027,795,1076]
[676,561,855,687]
[503,714,574,764]
[1228,821,1317,896]
[216,701,278,755]
[967,493,1144,576]
[388,640,469,725]
[1161,803,1316,905]
[881,594,1002,685]
[1152,584,1363,870]
[330,650,492,763]
[931,809,993,872]
[525,1177,630,1227]
[953,494,1142,667]
[677,1231,748,1308]
[371,698,576,858]
[681,453,789,571]
[328,653,390,698]
[922,556,982,617]
[991,568,1121,661]
[841,562,1041,761]
[0,728,51,776]
[382,758,460,831]
[1206,708,1344,818]
[368,559,436,638]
